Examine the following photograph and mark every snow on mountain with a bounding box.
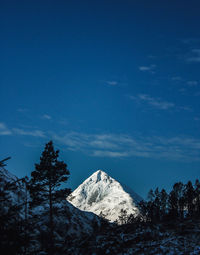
[67,170,142,222]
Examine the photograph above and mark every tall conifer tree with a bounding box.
[29,141,70,254]
[185,181,194,217]
[195,179,200,217]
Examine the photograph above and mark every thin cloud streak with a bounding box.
[0,123,12,135]
[129,94,192,112]
[105,81,118,86]
[42,114,52,120]
[1,123,199,161]
[171,76,183,82]
[129,94,175,110]
[92,150,130,158]
[17,108,29,113]
[53,132,200,162]
[187,81,198,86]
[13,128,46,138]
[139,64,156,73]
[0,123,45,137]
[186,49,200,62]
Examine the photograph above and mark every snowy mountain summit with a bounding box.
[67,170,142,222]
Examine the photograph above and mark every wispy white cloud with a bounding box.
[129,94,175,110]
[2,121,199,161]
[52,131,200,161]
[17,108,29,113]
[92,150,130,158]
[178,106,193,112]
[105,81,118,86]
[187,80,198,86]
[2,120,199,161]
[42,114,52,120]
[148,55,157,59]
[171,77,198,86]
[0,123,12,135]
[0,123,45,137]
[171,76,183,82]
[139,94,175,110]
[181,38,200,45]
[186,49,200,62]
[129,94,193,112]
[13,128,46,138]
[139,64,156,73]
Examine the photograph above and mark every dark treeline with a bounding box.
[0,141,71,255]
[116,180,200,225]
[140,180,200,222]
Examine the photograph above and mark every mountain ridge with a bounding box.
[67,169,142,222]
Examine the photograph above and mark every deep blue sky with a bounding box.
[1,0,200,198]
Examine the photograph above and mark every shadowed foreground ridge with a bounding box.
[1,160,200,254]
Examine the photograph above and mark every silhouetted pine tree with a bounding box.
[176,182,184,219]
[185,181,195,218]
[168,182,185,220]
[194,179,200,217]
[21,176,32,254]
[160,189,168,220]
[138,200,149,221]
[168,189,178,219]
[29,141,70,254]
[154,188,161,221]
[145,189,155,221]
[147,189,155,202]
[171,182,184,219]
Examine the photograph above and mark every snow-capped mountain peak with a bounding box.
[67,170,142,222]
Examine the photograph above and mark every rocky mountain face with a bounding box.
[67,170,142,222]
